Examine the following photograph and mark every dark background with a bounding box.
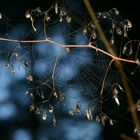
[0,0,139,140]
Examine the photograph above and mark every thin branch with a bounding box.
[0,38,138,65]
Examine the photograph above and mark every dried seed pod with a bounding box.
[35,107,42,115]
[25,11,31,18]
[59,93,64,101]
[42,110,47,120]
[25,90,34,99]
[66,48,71,53]
[134,126,140,136]
[116,28,122,35]
[53,91,58,98]
[11,65,15,75]
[55,2,58,14]
[86,106,93,120]
[44,12,51,22]
[76,102,81,113]
[122,46,127,54]
[109,119,114,126]
[128,45,133,56]
[112,8,119,15]
[114,95,120,106]
[6,49,10,68]
[0,12,2,19]
[136,99,140,111]
[29,104,35,112]
[83,28,87,35]
[66,16,72,23]
[35,7,41,14]
[124,31,127,37]
[135,59,140,65]
[59,17,63,22]
[23,59,30,69]
[14,51,19,59]
[48,104,53,113]
[69,109,74,116]
[91,31,96,39]
[110,36,114,45]
[52,115,56,126]
[95,115,100,122]
[41,92,45,99]
[127,20,132,28]
[26,73,33,81]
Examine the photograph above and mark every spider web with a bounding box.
[0,3,140,128]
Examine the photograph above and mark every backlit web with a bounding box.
[0,1,140,128]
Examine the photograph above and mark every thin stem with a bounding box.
[0,38,138,65]
[100,59,114,112]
